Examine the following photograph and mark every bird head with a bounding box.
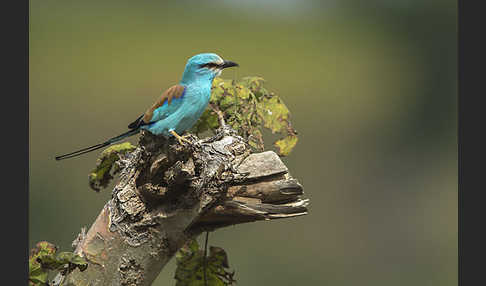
[181,53,238,84]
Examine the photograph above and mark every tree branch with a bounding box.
[55,125,308,286]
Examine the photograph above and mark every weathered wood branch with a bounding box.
[55,126,308,286]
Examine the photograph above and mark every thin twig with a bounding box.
[203,231,209,286]
[209,103,226,127]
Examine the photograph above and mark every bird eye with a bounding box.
[199,62,220,69]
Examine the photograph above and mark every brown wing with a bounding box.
[127,84,185,129]
[142,84,185,123]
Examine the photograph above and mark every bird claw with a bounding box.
[177,135,193,145]
[170,130,196,146]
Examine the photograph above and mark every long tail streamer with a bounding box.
[55,129,140,161]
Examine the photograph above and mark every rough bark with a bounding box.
[54,126,308,286]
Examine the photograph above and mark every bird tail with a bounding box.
[55,128,140,161]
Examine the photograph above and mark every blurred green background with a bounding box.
[29,0,457,285]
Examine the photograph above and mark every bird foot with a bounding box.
[170,130,194,146]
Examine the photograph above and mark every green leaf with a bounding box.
[234,84,250,100]
[69,254,89,271]
[29,241,57,285]
[211,78,233,103]
[208,247,229,268]
[198,76,298,156]
[29,263,48,285]
[219,93,236,109]
[191,109,220,135]
[88,142,136,191]
[29,241,89,286]
[239,76,265,94]
[175,239,236,286]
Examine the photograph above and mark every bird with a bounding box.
[55,53,239,161]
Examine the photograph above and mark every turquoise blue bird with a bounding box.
[55,53,238,160]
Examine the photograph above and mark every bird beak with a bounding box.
[221,60,239,69]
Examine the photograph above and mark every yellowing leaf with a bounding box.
[275,135,298,157]
[198,76,298,156]
[258,96,290,134]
